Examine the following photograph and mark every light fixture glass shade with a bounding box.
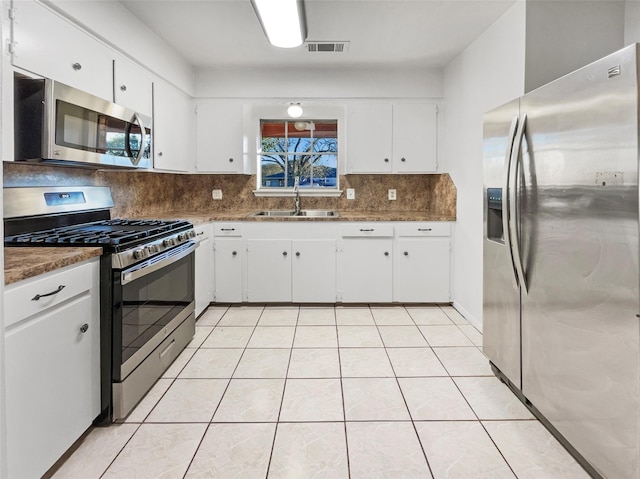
[251,0,306,48]
[287,103,303,118]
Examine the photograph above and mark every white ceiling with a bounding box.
[119,0,516,70]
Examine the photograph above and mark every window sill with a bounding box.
[253,189,343,198]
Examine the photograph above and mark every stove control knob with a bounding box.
[133,248,148,260]
[177,232,188,242]
[163,238,176,247]
[148,244,159,254]
[188,230,196,239]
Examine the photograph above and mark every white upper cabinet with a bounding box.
[153,80,195,172]
[347,103,393,173]
[11,0,113,101]
[196,100,246,173]
[392,103,437,173]
[113,55,153,117]
[347,102,437,174]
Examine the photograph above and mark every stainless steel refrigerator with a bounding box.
[483,44,640,479]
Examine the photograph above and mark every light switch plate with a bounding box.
[388,189,396,200]
[212,189,223,200]
[346,188,355,200]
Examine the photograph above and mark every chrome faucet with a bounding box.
[293,176,301,215]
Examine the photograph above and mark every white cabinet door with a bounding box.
[5,261,100,479]
[153,80,194,172]
[196,100,245,173]
[340,238,393,302]
[213,238,244,302]
[12,1,113,100]
[347,103,393,173]
[247,239,292,302]
[194,224,214,317]
[394,238,450,302]
[113,55,153,117]
[392,103,437,173]
[292,240,337,303]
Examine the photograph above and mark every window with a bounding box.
[258,119,338,190]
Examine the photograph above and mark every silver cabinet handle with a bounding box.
[417,228,432,232]
[296,252,301,257]
[283,251,288,256]
[221,228,235,231]
[229,158,234,163]
[404,251,409,256]
[384,252,389,256]
[384,158,389,163]
[197,231,204,236]
[401,157,406,162]
[72,62,82,71]
[232,251,237,256]
[359,228,375,232]
[32,284,65,301]
[80,323,89,334]
[120,84,127,92]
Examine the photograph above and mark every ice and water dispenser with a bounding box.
[486,187,504,243]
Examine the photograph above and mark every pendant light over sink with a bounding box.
[251,0,307,48]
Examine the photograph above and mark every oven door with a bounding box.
[111,241,196,383]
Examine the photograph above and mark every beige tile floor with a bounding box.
[52,304,591,479]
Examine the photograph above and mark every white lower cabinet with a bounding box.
[4,259,100,479]
[292,240,337,303]
[340,237,393,302]
[208,221,451,304]
[246,238,337,303]
[194,223,214,316]
[393,223,451,302]
[247,239,292,302]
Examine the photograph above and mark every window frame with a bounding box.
[250,104,345,198]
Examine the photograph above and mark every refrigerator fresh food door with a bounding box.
[483,98,523,389]
[520,44,640,479]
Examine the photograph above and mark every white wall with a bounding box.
[441,1,526,328]
[195,65,442,99]
[625,0,640,44]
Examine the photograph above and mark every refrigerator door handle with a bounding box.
[509,113,528,294]
[503,115,520,290]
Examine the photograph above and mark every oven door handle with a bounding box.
[121,242,197,285]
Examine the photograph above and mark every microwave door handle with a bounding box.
[130,113,147,166]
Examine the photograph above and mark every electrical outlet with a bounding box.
[346,188,355,200]
[212,189,223,200]
[388,189,397,201]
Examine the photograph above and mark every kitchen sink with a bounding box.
[251,209,340,218]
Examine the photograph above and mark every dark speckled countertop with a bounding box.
[5,247,103,286]
[4,210,454,285]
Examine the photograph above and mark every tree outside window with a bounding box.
[259,120,338,189]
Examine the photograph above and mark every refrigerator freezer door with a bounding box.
[483,99,522,389]
[520,44,640,479]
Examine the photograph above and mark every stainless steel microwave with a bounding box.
[14,75,152,169]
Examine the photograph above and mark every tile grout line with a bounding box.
[336,305,353,479]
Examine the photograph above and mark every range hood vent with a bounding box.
[304,41,350,53]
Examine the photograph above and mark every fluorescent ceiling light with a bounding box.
[251,0,307,48]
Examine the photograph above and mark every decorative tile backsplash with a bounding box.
[3,162,456,219]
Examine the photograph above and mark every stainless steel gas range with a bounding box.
[4,186,197,422]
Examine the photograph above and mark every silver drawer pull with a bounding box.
[418,228,433,232]
[80,323,89,334]
[32,284,65,301]
[197,232,204,236]
[360,228,375,232]
[221,228,236,231]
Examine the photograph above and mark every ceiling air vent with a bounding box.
[305,41,350,53]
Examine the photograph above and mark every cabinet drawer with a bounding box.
[194,223,213,240]
[214,223,243,236]
[395,222,450,237]
[5,260,96,328]
[340,224,394,237]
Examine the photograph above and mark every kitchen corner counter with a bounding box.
[4,247,103,285]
